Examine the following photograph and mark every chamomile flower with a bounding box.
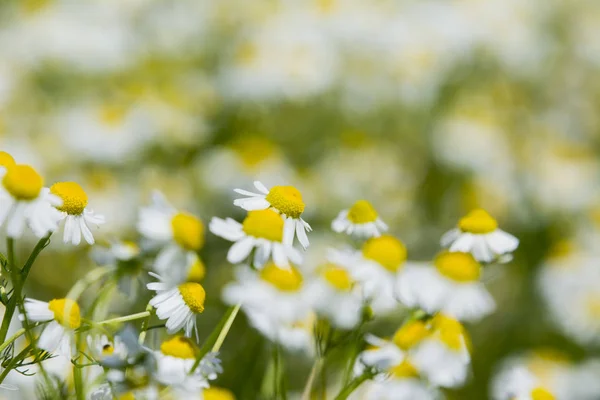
[306,252,364,329]
[49,181,105,245]
[147,273,206,338]
[492,366,557,400]
[210,210,302,269]
[138,191,205,275]
[244,308,315,354]
[153,336,212,394]
[20,298,81,358]
[441,208,519,263]
[332,200,388,238]
[397,251,495,321]
[232,181,312,249]
[0,161,62,238]
[87,334,128,363]
[411,314,471,388]
[350,235,408,313]
[202,387,236,400]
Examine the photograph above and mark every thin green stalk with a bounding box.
[301,357,323,400]
[21,234,51,280]
[73,333,85,400]
[333,372,374,400]
[95,311,151,326]
[138,304,155,345]
[273,345,280,399]
[66,266,112,301]
[0,344,33,384]
[0,328,25,354]
[0,238,18,344]
[212,303,240,352]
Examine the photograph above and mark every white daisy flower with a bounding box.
[411,314,471,389]
[397,251,495,322]
[356,378,438,400]
[349,235,408,314]
[232,181,312,249]
[210,209,302,269]
[331,200,388,238]
[244,308,315,354]
[153,336,211,394]
[441,208,519,263]
[87,334,128,363]
[492,365,556,400]
[49,181,105,245]
[0,159,63,239]
[20,298,82,358]
[138,191,205,275]
[306,250,364,329]
[147,273,206,338]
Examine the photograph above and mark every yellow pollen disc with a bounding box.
[265,186,305,219]
[50,182,88,215]
[187,258,206,283]
[347,200,378,224]
[160,336,196,359]
[431,314,466,351]
[171,212,205,251]
[531,387,555,400]
[102,343,114,356]
[203,387,237,400]
[242,210,284,242]
[117,393,135,400]
[434,251,481,282]
[260,263,303,292]
[178,282,206,313]
[389,360,419,379]
[232,137,276,168]
[320,264,353,291]
[99,104,127,127]
[48,298,81,329]
[393,320,430,350]
[458,208,498,234]
[2,164,43,201]
[0,152,15,169]
[362,235,407,272]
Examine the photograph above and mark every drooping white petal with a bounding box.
[227,236,255,264]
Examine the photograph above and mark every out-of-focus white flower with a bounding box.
[0,155,62,238]
[138,191,205,276]
[348,235,408,313]
[147,273,206,338]
[233,181,312,249]
[210,210,302,269]
[332,200,388,238]
[492,366,556,400]
[441,209,519,263]
[87,334,128,364]
[397,251,495,322]
[201,387,236,400]
[20,298,81,358]
[245,309,315,354]
[49,181,105,245]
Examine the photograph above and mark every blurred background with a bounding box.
[1,0,600,398]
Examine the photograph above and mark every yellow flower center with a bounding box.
[265,186,305,219]
[118,393,135,400]
[347,200,379,224]
[49,182,88,215]
[260,263,303,292]
[102,343,114,356]
[431,314,466,351]
[178,282,206,313]
[99,104,127,128]
[203,387,237,400]
[171,212,205,251]
[160,336,196,359]
[187,258,206,283]
[242,210,284,242]
[389,360,419,379]
[531,387,555,400]
[458,209,498,234]
[393,320,430,350]
[0,152,15,169]
[320,264,353,291]
[2,165,43,200]
[434,251,481,282]
[48,298,81,329]
[232,137,277,168]
[362,235,407,272]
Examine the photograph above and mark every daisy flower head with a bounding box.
[49,181,105,245]
[243,308,315,354]
[210,209,302,269]
[153,336,211,394]
[492,365,556,400]
[331,200,388,238]
[87,334,128,364]
[147,273,206,338]
[397,251,495,322]
[411,314,471,389]
[138,191,205,274]
[233,181,312,249]
[20,298,82,358]
[351,235,408,313]
[202,387,236,400]
[0,161,63,238]
[441,208,519,263]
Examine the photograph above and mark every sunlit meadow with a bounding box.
[0,0,600,399]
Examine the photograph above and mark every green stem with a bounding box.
[138,304,155,345]
[212,303,240,352]
[273,345,280,399]
[301,357,323,400]
[333,372,373,400]
[0,344,33,384]
[0,238,18,344]
[66,267,112,301]
[21,234,51,281]
[73,333,85,400]
[96,311,151,326]
[0,328,25,354]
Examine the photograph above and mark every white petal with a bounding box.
[440,228,461,247]
[209,217,244,241]
[227,237,255,264]
[254,181,269,194]
[233,197,270,211]
[295,220,309,249]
